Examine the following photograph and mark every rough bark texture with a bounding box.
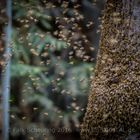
[81,0,140,139]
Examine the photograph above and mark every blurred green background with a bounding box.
[0,0,105,139]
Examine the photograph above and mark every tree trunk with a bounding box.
[1,0,12,140]
[81,0,140,139]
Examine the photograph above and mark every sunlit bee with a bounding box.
[58,115,63,119]
[44,112,48,116]
[10,115,15,119]
[22,116,26,120]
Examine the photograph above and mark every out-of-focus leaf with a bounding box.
[40,19,52,29]
[11,63,46,77]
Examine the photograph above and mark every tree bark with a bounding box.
[81,0,140,139]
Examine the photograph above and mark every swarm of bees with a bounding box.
[8,0,97,139]
[81,0,140,140]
